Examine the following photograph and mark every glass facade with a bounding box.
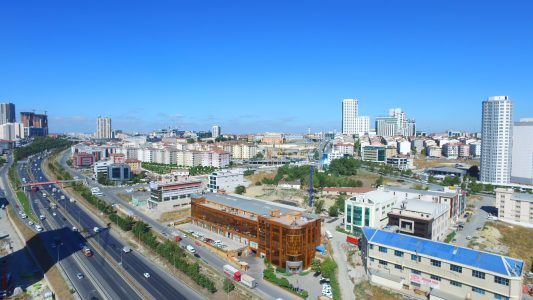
[364,208,370,226]
[354,206,363,226]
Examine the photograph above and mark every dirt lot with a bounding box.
[414,158,479,169]
[354,281,402,300]
[158,208,191,222]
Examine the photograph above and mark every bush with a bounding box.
[235,185,246,195]
[223,278,235,293]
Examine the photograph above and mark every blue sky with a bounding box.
[1,1,532,134]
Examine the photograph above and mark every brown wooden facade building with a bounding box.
[191,194,321,272]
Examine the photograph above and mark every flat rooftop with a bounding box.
[511,191,533,203]
[384,186,458,197]
[194,193,318,225]
[392,199,449,217]
[363,228,524,277]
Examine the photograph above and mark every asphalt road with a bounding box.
[454,195,494,247]
[38,153,204,300]
[20,156,142,300]
[58,150,299,300]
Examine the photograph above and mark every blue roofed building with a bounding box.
[361,227,524,300]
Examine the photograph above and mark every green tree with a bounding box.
[313,199,325,214]
[354,140,361,157]
[223,278,235,293]
[467,165,480,179]
[421,148,427,156]
[311,259,321,273]
[375,175,384,187]
[320,257,337,279]
[328,205,339,217]
[235,185,246,195]
[313,150,320,160]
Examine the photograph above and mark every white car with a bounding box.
[35,225,43,232]
[93,227,100,233]
[39,215,45,220]
[28,221,34,226]
[466,235,472,240]
[52,212,57,216]
[72,227,78,232]
[143,272,150,278]
[21,214,27,219]
[122,246,132,253]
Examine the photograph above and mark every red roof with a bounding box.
[111,153,125,157]
[322,187,374,193]
[125,158,141,163]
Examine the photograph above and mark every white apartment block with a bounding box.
[231,144,258,160]
[470,142,481,157]
[96,117,112,139]
[458,144,470,158]
[201,150,230,168]
[480,96,513,184]
[344,188,398,231]
[208,170,245,193]
[375,116,397,137]
[332,141,354,156]
[426,146,442,158]
[342,98,358,135]
[0,122,25,140]
[495,188,533,226]
[362,228,524,300]
[511,118,533,184]
[442,143,459,159]
[355,116,370,136]
[396,140,411,155]
[212,125,221,138]
[177,151,202,167]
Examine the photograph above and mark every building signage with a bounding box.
[409,274,440,289]
[250,241,258,249]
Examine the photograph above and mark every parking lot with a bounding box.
[177,223,247,252]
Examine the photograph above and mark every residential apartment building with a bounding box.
[387,199,450,241]
[231,144,258,160]
[332,141,354,156]
[458,144,470,158]
[20,112,48,137]
[344,188,398,232]
[511,118,533,184]
[495,188,533,225]
[480,96,513,184]
[442,143,459,159]
[470,142,481,158]
[201,150,230,168]
[0,103,16,124]
[208,170,245,193]
[426,146,442,158]
[211,125,221,138]
[397,140,411,155]
[261,133,284,144]
[96,117,112,139]
[191,194,321,272]
[361,228,524,300]
[177,150,202,167]
[0,122,25,140]
[342,98,358,135]
[355,116,370,136]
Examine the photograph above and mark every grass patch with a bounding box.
[354,281,402,300]
[16,190,37,222]
[444,231,456,243]
[158,208,191,222]
[489,222,533,272]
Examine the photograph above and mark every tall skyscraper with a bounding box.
[212,125,221,138]
[480,96,513,184]
[96,117,112,139]
[355,116,370,136]
[511,118,533,184]
[342,99,358,135]
[0,103,16,124]
[20,112,48,137]
[375,116,398,137]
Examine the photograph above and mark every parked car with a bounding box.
[143,272,150,278]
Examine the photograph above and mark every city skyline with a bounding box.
[1,1,532,133]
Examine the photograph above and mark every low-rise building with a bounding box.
[332,141,354,156]
[386,156,413,170]
[442,143,459,158]
[362,146,386,163]
[93,160,113,178]
[344,188,398,232]
[208,170,245,193]
[107,163,131,181]
[278,179,301,190]
[110,153,126,164]
[387,199,450,241]
[125,158,142,174]
[149,180,203,210]
[361,228,524,300]
[426,146,442,158]
[458,144,470,158]
[397,140,411,155]
[73,152,94,168]
[191,193,321,272]
[495,188,533,225]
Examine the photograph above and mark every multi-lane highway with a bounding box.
[19,155,143,300]
[57,150,299,300]
[32,153,204,300]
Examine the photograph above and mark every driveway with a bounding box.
[454,195,494,247]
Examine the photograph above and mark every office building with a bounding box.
[0,103,16,124]
[361,145,386,162]
[386,156,413,170]
[495,188,533,226]
[361,228,524,300]
[0,123,25,140]
[344,188,398,232]
[375,116,398,137]
[191,193,321,272]
[107,163,131,181]
[480,96,513,184]
[355,116,370,136]
[96,117,112,139]
[387,199,450,241]
[208,170,245,193]
[20,112,48,137]
[511,118,533,184]
[149,180,202,210]
[72,152,94,167]
[211,125,221,138]
[342,99,358,135]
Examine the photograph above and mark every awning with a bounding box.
[316,245,325,254]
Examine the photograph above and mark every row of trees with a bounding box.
[13,137,72,161]
[141,162,216,176]
[310,258,340,300]
[50,162,218,293]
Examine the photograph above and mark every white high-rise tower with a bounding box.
[480,96,513,184]
[96,117,112,139]
[342,99,358,135]
[212,125,221,138]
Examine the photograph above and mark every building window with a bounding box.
[430,259,441,267]
[394,250,404,257]
[411,254,420,262]
[379,260,388,266]
[369,244,374,250]
[430,275,441,281]
[411,282,421,288]
[379,246,387,253]
[450,280,462,287]
[472,270,485,279]
[411,269,421,275]
[394,264,403,270]
[494,294,509,300]
[369,257,375,262]
[494,276,509,286]
[472,287,485,295]
[450,264,462,273]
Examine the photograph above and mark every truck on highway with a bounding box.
[223,264,241,281]
[82,246,93,257]
[240,274,257,288]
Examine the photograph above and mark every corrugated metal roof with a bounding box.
[363,228,524,277]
